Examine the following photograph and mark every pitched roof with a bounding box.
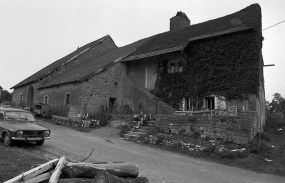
[12,4,261,89]
[123,3,261,61]
[38,37,152,88]
[11,35,117,89]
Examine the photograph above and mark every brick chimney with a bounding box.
[170,11,190,32]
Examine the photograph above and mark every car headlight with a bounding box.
[16,131,23,137]
[44,131,50,136]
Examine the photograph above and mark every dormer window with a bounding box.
[168,61,183,73]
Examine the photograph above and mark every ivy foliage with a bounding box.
[154,31,261,109]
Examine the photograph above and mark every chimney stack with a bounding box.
[170,11,190,32]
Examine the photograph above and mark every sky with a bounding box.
[0,0,284,101]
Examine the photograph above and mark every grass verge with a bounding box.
[0,143,48,182]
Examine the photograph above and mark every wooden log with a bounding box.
[58,178,94,183]
[93,172,149,183]
[62,162,139,179]
[49,156,66,183]
[4,159,58,183]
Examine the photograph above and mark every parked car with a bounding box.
[33,103,50,118]
[0,106,51,146]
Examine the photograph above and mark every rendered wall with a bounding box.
[37,82,83,116]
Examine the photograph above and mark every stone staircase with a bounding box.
[125,78,176,113]
[123,120,156,141]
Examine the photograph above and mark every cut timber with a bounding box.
[49,156,67,183]
[58,178,94,183]
[93,172,149,183]
[62,162,139,178]
[22,172,52,183]
[4,159,58,183]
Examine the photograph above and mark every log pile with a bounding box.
[4,157,149,183]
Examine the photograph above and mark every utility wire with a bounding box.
[262,20,285,31]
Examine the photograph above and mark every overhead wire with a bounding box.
[262,20,285,31]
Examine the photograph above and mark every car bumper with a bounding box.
[11,137,50,141]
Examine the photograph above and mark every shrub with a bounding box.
[250,142,272,157]
[254,132,271,142]
[119,124,130,137]
[155,136,164,145]
[89,104,112,126]
[203,145,216,155]
[192,131,201,139]
[264,115,285,133]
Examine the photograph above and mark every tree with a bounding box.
[268,93,285,117]
[0,89,12,103]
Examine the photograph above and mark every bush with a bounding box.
[119,124,130,137]
[203,145,216,155]
[250,142,272,157]
[155,136,164,145]
[254,132,271,142]
[89,104,112,127]
[192,131,201,139]
[264,115,285,133]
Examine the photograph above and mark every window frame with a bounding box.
[65,93,70,105]
[44,95,49,104]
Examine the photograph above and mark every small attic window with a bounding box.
[168,61,183,73]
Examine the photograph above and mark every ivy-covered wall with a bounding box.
[153,30,262,110]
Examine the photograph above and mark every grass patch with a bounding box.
[0,144,48,182]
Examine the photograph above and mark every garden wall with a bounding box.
[156,112,259,144]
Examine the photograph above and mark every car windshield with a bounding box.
[5,111,35,122]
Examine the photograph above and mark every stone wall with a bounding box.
[82,63,122,114]
[156,112,258,144]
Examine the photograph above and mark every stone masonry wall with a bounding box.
[156,112,258,144]
[81,64,122,114]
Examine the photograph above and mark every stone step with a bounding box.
[124,133,140,141]
[127,131,147,136]
[136,128,149,133]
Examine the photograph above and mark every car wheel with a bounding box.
[3,133,12,146]
[36,140,44,146]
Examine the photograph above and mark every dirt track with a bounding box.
[35,120,285,183]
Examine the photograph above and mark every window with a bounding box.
[0,112,4,121]
[109,98,117,108]
[168,61,183,73]
[65,93,70,105]
[205,97,215,110]
[18,93,23,101]
[170,62,176,73]
[181,97,192,111]
[44,95,49,104]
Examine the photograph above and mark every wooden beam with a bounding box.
[49,156,66,183]
[4,159,58,183]
[22,172,53,183]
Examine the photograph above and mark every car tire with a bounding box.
[36,140,44,146]
[3,133,12,146]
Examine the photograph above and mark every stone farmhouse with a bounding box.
[11,4,265,127]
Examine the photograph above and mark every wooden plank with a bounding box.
[4,159,58,183]
[22,172,53,183]
[49,156,66,183]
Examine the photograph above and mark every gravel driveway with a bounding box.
[35,120,284,183]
